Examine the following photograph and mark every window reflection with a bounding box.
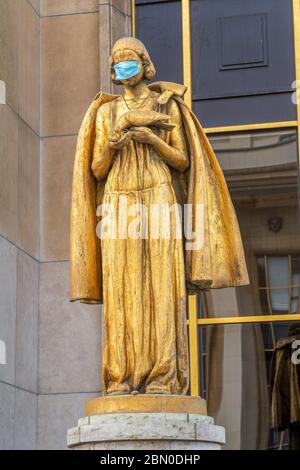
[257,255,300,315]
[194,128,300,449]
[199,322,300,450]
[198,129,299,319]
[210,129,297,172]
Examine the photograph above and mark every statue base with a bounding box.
[67,395,225,450]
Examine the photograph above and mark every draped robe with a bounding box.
[70,81,249,394]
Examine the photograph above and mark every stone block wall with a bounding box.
[0,0,132,450]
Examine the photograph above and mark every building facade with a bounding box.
[0,0,300,449]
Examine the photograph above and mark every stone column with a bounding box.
[98,0,132,93]
[207,289,243,449]
[0,0,40,450]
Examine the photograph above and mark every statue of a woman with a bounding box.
[70,37,249,397]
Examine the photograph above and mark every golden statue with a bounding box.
[70,37,248,397]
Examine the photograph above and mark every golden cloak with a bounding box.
[70,81,249,303]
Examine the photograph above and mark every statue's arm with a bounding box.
[91,106,115,181]
[148,99,189,172]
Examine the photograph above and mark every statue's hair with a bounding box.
[109,37,156,84]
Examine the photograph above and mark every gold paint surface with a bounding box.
[197,314,300,326]
[182,0,192,108]
[188,295,199,397]
[205,121,298,134]
[70,37,249,398]
[85,394,207,416]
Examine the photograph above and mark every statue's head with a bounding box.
[110,37,156,86]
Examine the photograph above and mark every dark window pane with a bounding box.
[291,256,300,313]
[257,257,266,288]
[191,0,296,127]
[259,289,270,314]
[136,0,183,84]
[198,321,298,449]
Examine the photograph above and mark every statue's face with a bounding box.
[112,49,144,86]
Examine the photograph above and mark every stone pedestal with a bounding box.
[67,395,225,450]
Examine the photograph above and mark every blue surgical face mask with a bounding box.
[113,60,141,80]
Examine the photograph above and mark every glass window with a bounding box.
[135,0,183,84]
[257,255,300,315]
[209,129,297,172]
[196,129,299,319]
[198,321,300,450]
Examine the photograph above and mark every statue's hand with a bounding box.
[108,130,131,150]
[130,126,157,145]
[115,110,171,133]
